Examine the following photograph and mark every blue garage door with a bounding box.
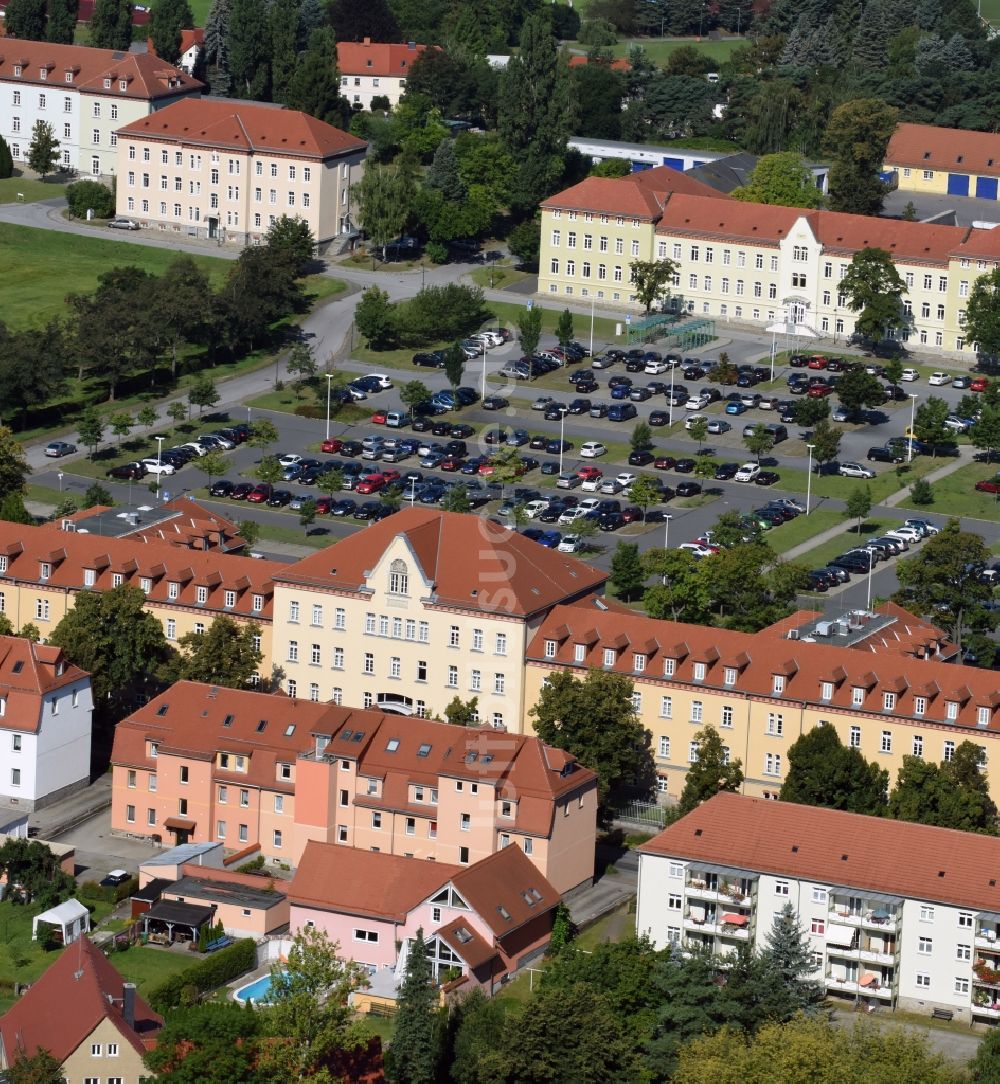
[948,173,970,196]
[662,157,685,171]
[976,177,999,200]
[631,161,653,172]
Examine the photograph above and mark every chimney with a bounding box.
[122,982,136,1029]
[363,36,371,45]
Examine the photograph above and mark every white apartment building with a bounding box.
[336,39,428,110]
[0,636,93,810]
[114,98,366,248]
[0,41,200,178]
[638,792,1000,1023]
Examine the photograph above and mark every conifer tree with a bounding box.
[385,929,440,1084]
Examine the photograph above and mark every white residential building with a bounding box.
[0,636,93,809]
[336,39,428,109]
[637,792,1000,1023]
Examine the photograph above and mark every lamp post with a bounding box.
[668,359,676,426]
[155,436,164,502]
[806,443,815,515]
[58,471,64,493]
[908,393,919,463]
[246,405,251,425]
[559,409,567,476]
[589,296,596,358]
[866,549,875,610]
[481,341,488,403]
[662,514,673,584]
[325,373,334,441]
[769,328,777,381]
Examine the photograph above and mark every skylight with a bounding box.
[417,743,432,758]
[386,739,400,753]
[497,905,511,921]
[454,926,472,944]
[223,714,234,727]
[284,724,296,736]
[156,705,169,716]
[256,720,267,732]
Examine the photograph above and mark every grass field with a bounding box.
[768,507,845,555]
[0,222,230,329]
[0,175,75,205]
[569,36,746,66]
[979,0,1000,22]
[897,459,1000,520]
[108,944,198,994]
[792,518,905,571]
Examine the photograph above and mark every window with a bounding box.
[658,736,670,758]
[957,943,971,961]
[810,917,826,935]
[849,725,861,749]
[388,559,408,595]
[660,696,672,718]
[956,976,970,995]
[690,700,703,723]
[240,789,249,807]
[851,687,864,707]
[125,803,134,822]
[494,673,505,695]
[916,971,931,988]
[238,824,248,842]
[764,753,782,776]
[920,905,935,923]
[880,730,892,753]
[912,734,923,758]
[944,740,956,762]
[371,812,382,829]
[364,653,374,675]
[775,880,790,896]
[35,599,49,621]
[471,670,481,692]
[603,648,616,667]
[688,741,700,764]
[918,936,933,955]
[287,641,298,662]
[767,713,783,736]
[772,674,785,694]
[959,911,975,929]
[273,829,283,848]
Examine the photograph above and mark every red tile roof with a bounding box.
[290,841,460,920]
[449,845,558,938]
[886,122,1000,177]
[0,636,87,734]
[59,496,247,553]
[0,936,161,1065]
[641,791,1000,913]
[541,166,727,218]
[336,39,427,78]
[0,39,200,98]
[117,98,367,159]
[528,603,1000,732]
[276,508,607,618]
[655,193,970,264]
[0,520,280,622]
[567,54,631,71]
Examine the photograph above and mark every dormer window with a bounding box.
[252,593,263,612]
[168,582,179,600]
[39,562,51,581]
[104,77,112,88]
[224,589,236,608]
[544,639,556,659]
[148,741,158,758]
[65,71,73,82]
[574,643,585,662]
[882,692,896,711]
[196,585,208,604]
[978,706,990,727]
[914,696,926,715]
[602,648,615,667]
[772,675,785,694]
[663,658,676,677]
[851,686,864,707]
[387,559,408,596]
[13,66,22,77]
[0,557,7,573]
[820,681,833,701]
[692,662,706,681]
[140,577,152,593]
[723,667,737,686]
[633,653,646,672]
[946,701,958,721]
[39,68,48,80]
[119,79,128,91]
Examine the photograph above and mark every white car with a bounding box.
[278,453,303,467]
[887,527,923,544]
[686,395,711,410]
[364,373,393,390]
[685,413,709,429]
[678,542,715,558]
[557,534,580,553]
[734,462,760,482]
[645,360,669,374]
[904,518,939,536]
[838,462,876,479]
[580,475,603,492]
[900,368,919,381]
[180,442,208,457]
[580,441,607,458]
[928,371,952,386]
[615,472,636,488]
[523,499,550,519]
[141,458,175,475]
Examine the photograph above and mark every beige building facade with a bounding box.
[115,98,366,248]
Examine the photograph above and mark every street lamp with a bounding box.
[589,296,596,358]
[155,436,164,501]
[908,393,919,463]
[58,471,64,492]
[806,443,815,515]
[481,340,488,403]
[325,373,334,441]
[668,360,676,426]
[662,514,673,584]
[246,405,251,425]
[558,409,566,475]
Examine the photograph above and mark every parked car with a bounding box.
[482,394,508,411]
[928,371,952,386]
[676,481,702,498]
[714,462,739,480]
[839,462,876,479]
[44,441,77,457]
[209,479,234,497]
[141,458,175,475]
[246,483,273,503]
[106,462,146,480]
[108,217,140,230]
[580,441,607,458]
[734,463,760,482]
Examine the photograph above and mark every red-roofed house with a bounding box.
[567,54,631,72]
[0,636,92,810]
[337,38,428,109]
[111,680,597,894]
[537,166,999,355]
[638,792,1000,1022]
[0,936,162,1079]
[114,98,367,250]
[148,28,204,76]
[885,121,1000,201]
[0,40,201,177]
[290,840,558,995]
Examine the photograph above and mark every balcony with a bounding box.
[828,904,901,931]
[973,961,1000,989]
[686,874,754,908]
[976,924,1000,952]
[825,972,894,999]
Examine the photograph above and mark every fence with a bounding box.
[614,800,672,829]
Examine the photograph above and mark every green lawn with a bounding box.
[468,266,532,290]
[896,459,1000,521]
[775,456,938,504]
[108,944,198,994]
[566,36,746,67]
[768,507,845,555]
[791,518,905,570]
[979,0,1000,22]
[0,175,77,205]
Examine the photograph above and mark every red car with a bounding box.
[321,438,343,453]
[972,377,991,393]
[975,478,1000,494]
[356,474,387,494]
[577,466,602,482]
[380,469,401,485]
[371,410,388,425]
[807,356,828,369]
[654,456,677,471]
[807,383,834,398]
[315,497,333,514]
[246,483,273,503]
[439,456,464,472]
[479,459,525,478]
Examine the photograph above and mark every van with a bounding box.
[385,411,411,428]
[608,403,638,422]
[741,422,788,443]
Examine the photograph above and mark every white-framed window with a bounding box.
[883,691,896,710]
[658,736,670,758]
[916,971,931,988]
[918,936,933,954]
[880,731,892,753]
[721,705,733,728]
[957,943,971,961]
[660,696,672,718]
[544,639,557,659]
[920,905,935,923]
[944,740,956,762]
[764,753,782,777]
[912,734,923,758]
[767,713,783,736]
[603,648,616,667]
[811,886,827,904]
[810,917,825,935]
[851,687,864,707]
[849,725,861,748]
[775,880,790,896]
[690,700,703,722]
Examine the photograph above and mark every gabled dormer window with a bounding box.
[946,701,958,721]
[723,667,737,686]
[544,639,556,659]
[663,658,676,677]
[387,559,408,596]
[633,653,646,672]
[692,662,706,681]
[772,674,785,694]
[820,681,833,701]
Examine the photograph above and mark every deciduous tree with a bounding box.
[845,485,872,533]
[678,726,744,815]
[888,742,999,834]
[839,247,907,343]
[77,407,105,459]
[743,423,774,463]
[0,427,29,497]
[352,162,413,262]
[443,695,478,726]
[530,668,655,820]
[27,121,60,180]
[143,1002,262,1083]
[833,367,885,417]
[264,215,316,272]
[779,725,888,814]
[913,394,952,451]
[824,98,899,215]
[733,151,824,208]
[964,266,1000,357]
[187,374,219,416]
[354,286,396,349]
[517,306,542,357]
[630,258,678,314]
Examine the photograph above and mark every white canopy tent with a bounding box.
[32,898,91,945]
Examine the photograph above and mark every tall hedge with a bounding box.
[147,937,256,1012]
[65,178,115,219]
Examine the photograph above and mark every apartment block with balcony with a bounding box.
[114,98,366,249]
[537,166,1000,355]
[638,792,1000,1020]
[524,599,1000,807]
[0,521,280,678]
[271,508,606,730]
[111,681,598,895]
[0,41,200,178]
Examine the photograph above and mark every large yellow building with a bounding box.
[523,598,1000,805]
[115,98,366,249]
[538,166,1000,356]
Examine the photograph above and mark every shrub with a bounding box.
[237,855,265,873]
[909,477,934,505]
[294,403,323,418]
[425,241,449,264]
[66,179,115,219]
[79,880,104,901]
[393,284,488,347]
[148,938,256,1011]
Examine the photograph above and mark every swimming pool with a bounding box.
[234,970,285,1005]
